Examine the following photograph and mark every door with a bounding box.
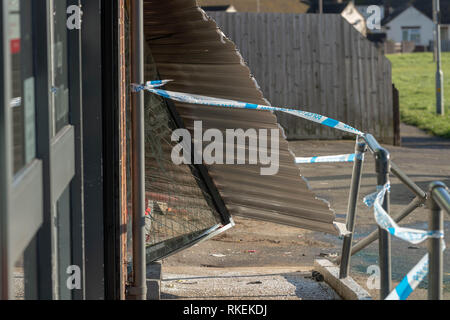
[0,0,82,300]
[1,0,43,300]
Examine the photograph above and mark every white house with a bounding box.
[383,4,450,47]
[383,5,433,46]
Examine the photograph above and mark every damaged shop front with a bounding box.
[0,0,342,300]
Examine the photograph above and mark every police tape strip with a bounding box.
[132,81,364,136]
[10,97,21,108]
[364,184,445,300]
[386,253,429,300]
[295,153,357,164]
[386,242,446,300]
[364,184,444,244]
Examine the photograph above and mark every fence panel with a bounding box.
[207,12,394,143]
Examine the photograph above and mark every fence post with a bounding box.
[339,139,367,279]
[392,84,401,146]
[428,182,445,300]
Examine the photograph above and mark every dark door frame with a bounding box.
[101,0,124,300]
[80,0,124,300]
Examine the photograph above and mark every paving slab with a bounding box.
[160,266,341,300]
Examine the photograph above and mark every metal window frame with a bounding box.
[0,0,81,300]
[67,0,85,301]
[33,0,80,300]
[101,0,124,300]
[80,0,106,300]
[0,0,45,300]
[0,0,13,300]
[1,0,98,300]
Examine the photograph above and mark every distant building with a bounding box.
[382,4,450,47]
[306,1,367,36]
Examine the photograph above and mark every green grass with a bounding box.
[387,52,450,138]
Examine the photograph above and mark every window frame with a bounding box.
[1,0,84,300]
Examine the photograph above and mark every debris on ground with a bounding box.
[161,268,341,300]
[318,252,338,258]
[311,271,324,282]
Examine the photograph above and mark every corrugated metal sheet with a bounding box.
[143,0,342,235]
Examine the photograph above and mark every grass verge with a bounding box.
[387,52,450,138]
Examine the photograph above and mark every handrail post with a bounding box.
[428,182,446,300]
[339,139,367,279]
[363,134,392,299]
[376,148,392,300]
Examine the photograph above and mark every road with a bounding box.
[162,124,450,300]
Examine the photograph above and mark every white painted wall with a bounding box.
[385,6,434,46]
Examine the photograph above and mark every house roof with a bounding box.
[381,4,412,25]
[143,0,343,235]
[196,0,309,13]
[382,2,450,25]
[306,2,349,14]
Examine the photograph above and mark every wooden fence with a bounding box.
[208,12,395,143]
[430,40,450,52]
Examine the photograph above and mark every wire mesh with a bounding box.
[143,52,222,251]
[124,9,223,262]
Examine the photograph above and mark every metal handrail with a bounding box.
[428,182,450,299]
[335,164,429,263]
[362,134,392,298]
[339,138,366,279]
[335,196,426,264]
[430,182,450,216]
[391,162,427,199]
[337,133,449,300]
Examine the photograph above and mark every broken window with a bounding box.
[124,10,230,264]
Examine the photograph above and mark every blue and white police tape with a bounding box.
[295,153,357,164]
[364,183,445,300]
[364,184,444,244]
[131,81,364,136]
[386,241,446,300]
[10,97,21,108]
[387,253,429,300]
